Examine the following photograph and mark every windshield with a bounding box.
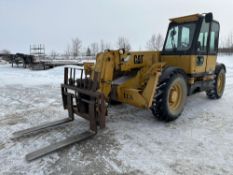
[164,23,196,52]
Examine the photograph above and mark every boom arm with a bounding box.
[84,50,165,108]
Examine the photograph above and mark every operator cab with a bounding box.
[162,13,220,56]
[161,13,220,75]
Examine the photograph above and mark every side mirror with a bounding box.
[170,29,177,37]
[205,13,213,23]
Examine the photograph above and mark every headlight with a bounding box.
[119,49,125,55]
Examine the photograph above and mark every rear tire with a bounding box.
[151,70,187,122]
[206,65,226,99]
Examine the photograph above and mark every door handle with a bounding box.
[196,56,204,66]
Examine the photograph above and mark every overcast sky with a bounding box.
[0,0,233,54]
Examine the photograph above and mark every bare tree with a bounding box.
[86,47,91,56]
[219,32,233,55]
[146,34,156,50]
[146,34,164,51]
[105,42,111,50]
[100,40,105,52]
[226,32,233,48]
[90,42,99,56]
[72,38,82,57]
[64,44,71,59]
[0,49,11,54]
[116,37,131,51]
[99,40,111,52]
[50,50,59,59]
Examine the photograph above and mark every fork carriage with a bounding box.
[12,67,107,161]
[61,67,107,132]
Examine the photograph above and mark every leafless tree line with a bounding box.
[1,33,164,59]
[146,34,164,51]
[219,32,233,55]
[3,31,233,58]
[116,37,131,52]
[61,34,164,58]
[63,39,111,58]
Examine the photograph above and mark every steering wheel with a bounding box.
[181,42,189,48]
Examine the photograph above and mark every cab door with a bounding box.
[205,22,220,73]
[194,20,210,73]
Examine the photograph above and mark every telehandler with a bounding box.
[13,12,226,161]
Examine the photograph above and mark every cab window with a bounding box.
[197,20,210,53]
[209,22,220,54]
[164,23,196,52]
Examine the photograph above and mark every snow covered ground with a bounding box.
[0,56,233,175]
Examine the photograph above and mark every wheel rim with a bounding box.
[168,81,183,113]
[217,72,225,95]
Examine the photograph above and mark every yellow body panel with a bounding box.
[116,63,165,108]
[83,62,94,75]
[90,50,165,108]
[94,52,115,97]
[161,55,216,74]
[192,56,207,73]
[120,51,160,71]
[206,55,217,73]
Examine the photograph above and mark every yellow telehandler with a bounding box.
[13,12,226,161]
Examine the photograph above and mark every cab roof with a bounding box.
[170,14,202,23]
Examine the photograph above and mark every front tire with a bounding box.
[151,71,187,122]
[206,65,226,99]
